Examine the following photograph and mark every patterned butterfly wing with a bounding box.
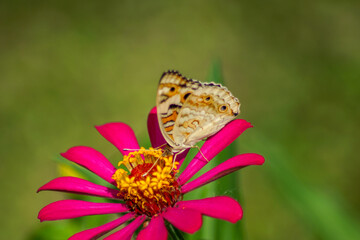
[156,71,202,148]
[172,82,240,149]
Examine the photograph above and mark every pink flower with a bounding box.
[38,107,264,240]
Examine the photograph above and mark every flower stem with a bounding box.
[167,223,185,240]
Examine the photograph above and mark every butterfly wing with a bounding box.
[156,71,202,148]
[172,82,240,148]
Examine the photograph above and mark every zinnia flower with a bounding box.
[37,107,264,240]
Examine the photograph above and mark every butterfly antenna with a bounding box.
[194,145,209,162]
[123,148,141,151]
[126,144,167,152]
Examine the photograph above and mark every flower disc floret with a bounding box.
[112,147,181,216]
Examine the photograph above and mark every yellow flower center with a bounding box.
[112,147,182,216]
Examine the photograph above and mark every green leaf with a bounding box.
[167,222,185,240]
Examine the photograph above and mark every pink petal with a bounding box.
[147,107,166,148]
[176,196,242,223]
[181,153,265,194]
[61,146,117,186]
[163,207,202,234]
[137,215,167,240]
[104,215,146,240]
[96,122,140,156]
[69,213,135,240]
[178,119,253,185]
[37,176,120,199]
[38,200,129,222]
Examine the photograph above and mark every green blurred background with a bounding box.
[1,0,359,239]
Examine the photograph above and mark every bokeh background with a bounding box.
[1,0,360,239]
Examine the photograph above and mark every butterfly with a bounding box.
[156,70,240,158]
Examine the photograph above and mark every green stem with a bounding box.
[167,223,185,240]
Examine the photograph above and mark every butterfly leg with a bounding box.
[170,148,186,172]
[141,143,173,177]
[142,156,161,177]
[154,143,168,149]
[193,145,209,162]
[170,152,178,173]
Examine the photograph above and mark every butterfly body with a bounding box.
[156,71,240,155]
